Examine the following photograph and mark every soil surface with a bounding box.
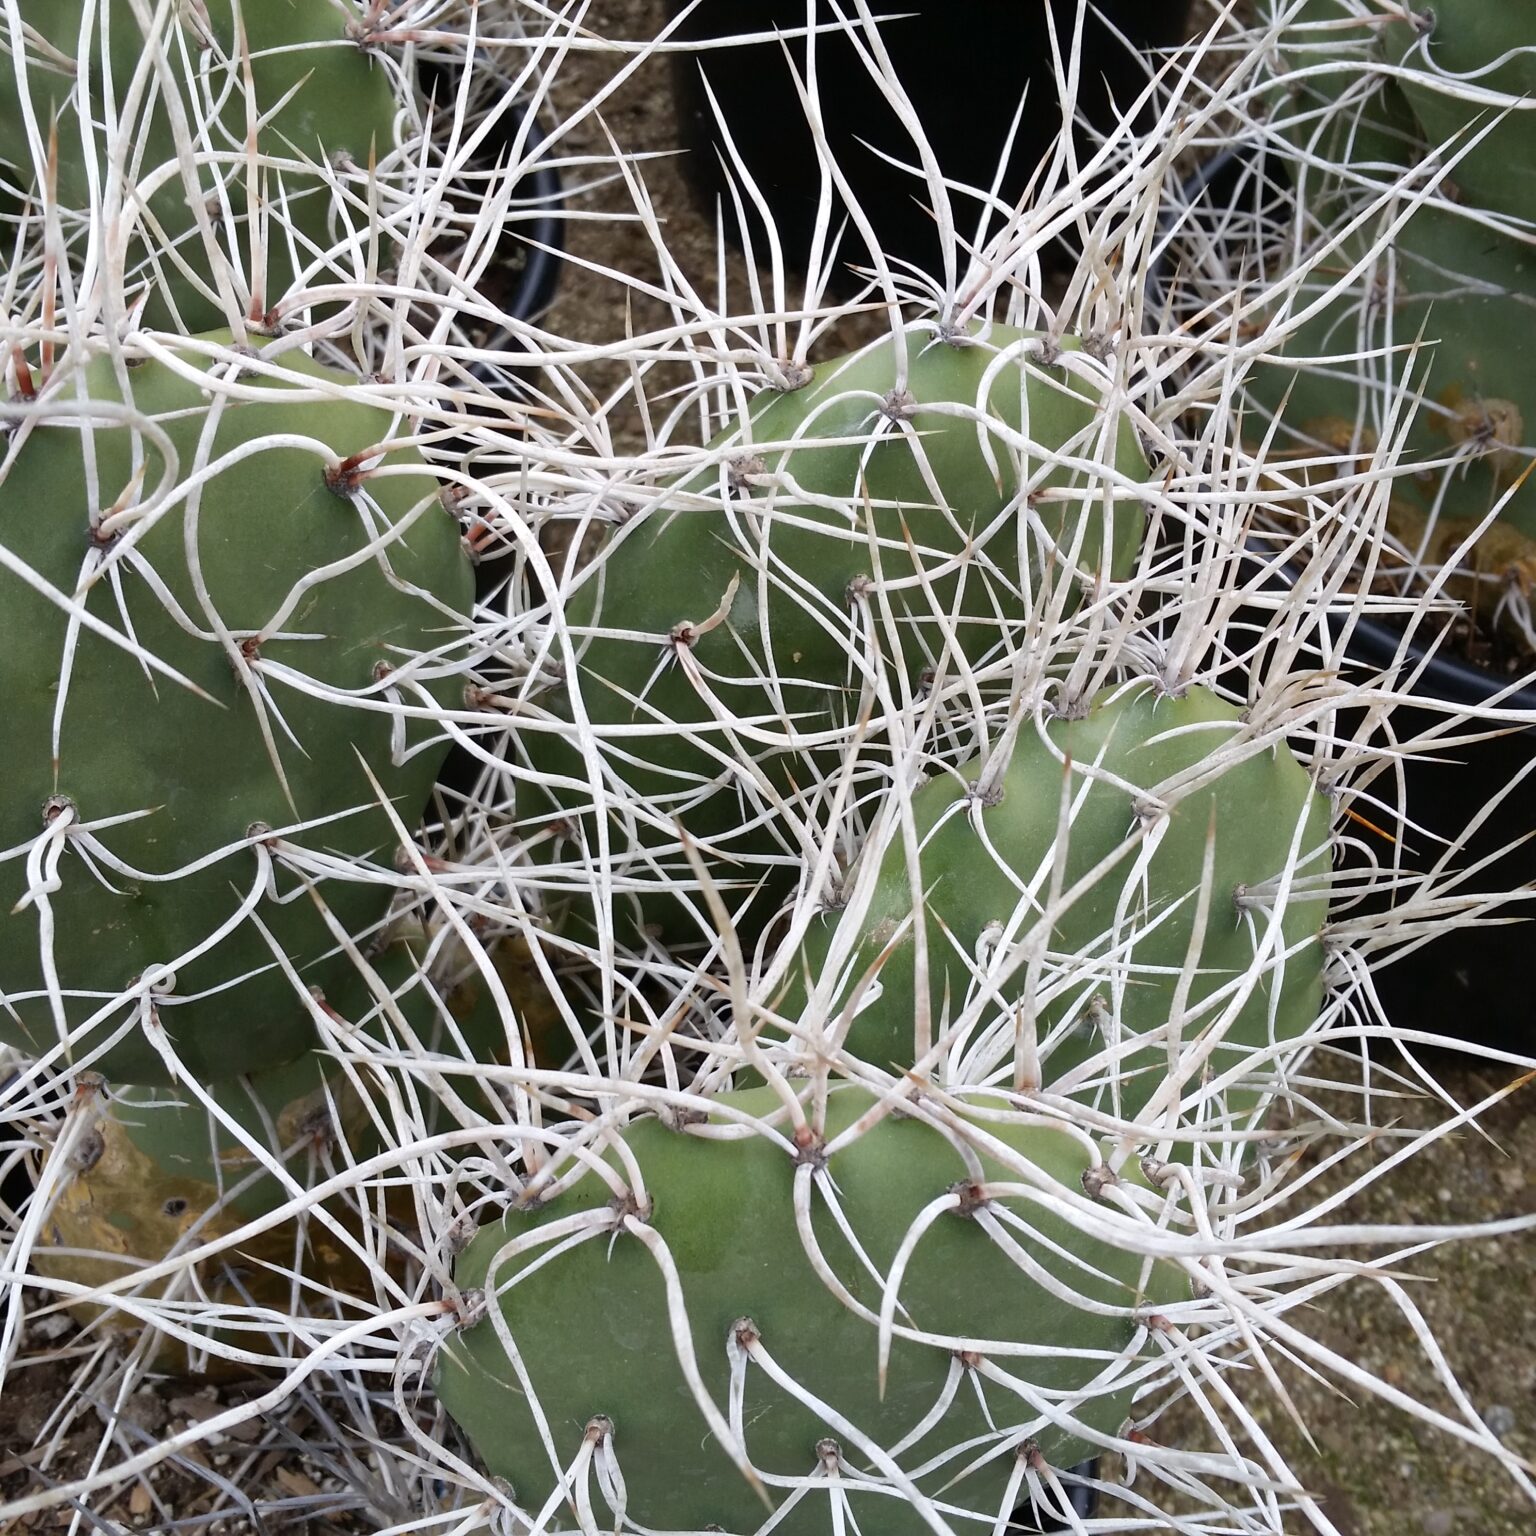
[1110,1049,1536,1536]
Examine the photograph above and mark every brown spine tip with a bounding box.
[323,449,378,499]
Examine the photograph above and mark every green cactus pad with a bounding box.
[785,684,1331,1124]
[98,937,509,1220]
[0,0,400,329]
[1269,0,1426,194]
[1259,0,1536,593]
[1380,2,1536,225]
[438,1085,1185,1536]
[0,334,472,1084]
[521,322,1148,950]
[1248,196,1535,552]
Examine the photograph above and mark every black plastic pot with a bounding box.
[1324,619,1536,1052]
[1155,142,1536,1052]
[665,0,1196,293]
[417,59,565,354]
[0,1074,34,1219]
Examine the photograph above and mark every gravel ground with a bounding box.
[1110,1049,1536,1535]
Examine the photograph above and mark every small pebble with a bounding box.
[1485,1404,1517,1439]
[93,1390,168,1436]
[1420,1511,1454,1536]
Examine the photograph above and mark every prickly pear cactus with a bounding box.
[0,0,401,328]
[521,321,1148,950]
[0,334,473,1084]
[437,1084,1185,1536]
[783,683,1331,1123]
[1256,0,1536,601]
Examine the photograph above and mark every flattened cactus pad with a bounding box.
[0,0,401,329]
[1259,0,1536,587]
[0,335,472,1083]
[33,932,510,1353]
[1379,0,1536,226]
[521,321,1148,949]
[438,1085,1184,1536]
[787,682,1331,1121]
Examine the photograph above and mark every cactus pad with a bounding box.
[1248,195,1536,560]
[1260,0,1536,598]
[0,334,473,1083]
[0,0,401,328]
[32,932,510,1353]
[787,683,1331,1122]
[1380,2,1536,225]
[438,1084,1184,1536]
[521,322,1148,949]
